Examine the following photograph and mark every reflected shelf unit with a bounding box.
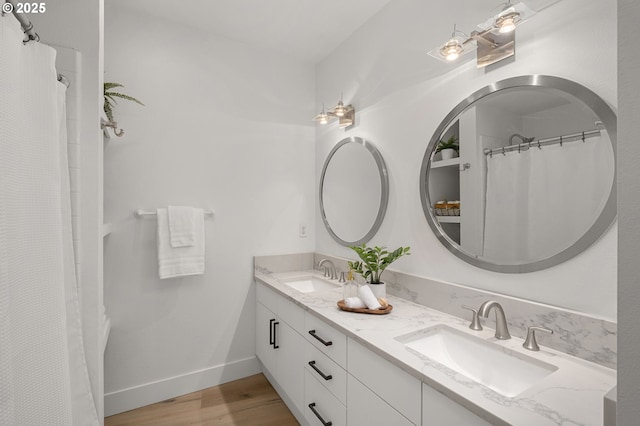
[436,216,461,223]
[430,157,461,169]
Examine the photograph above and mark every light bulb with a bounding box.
[441,39,462,62]
[319,114,328,125]
[496,12,519,33]
[334,100,345,117]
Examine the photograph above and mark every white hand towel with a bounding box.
[358,285,382,310]
[168,206,197,247]
[157,208,205,279]
[344,297,367,309]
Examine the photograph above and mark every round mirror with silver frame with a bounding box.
[320,136,389,246]
[419,75,617,273]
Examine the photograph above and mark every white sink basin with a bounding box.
[282,276,340,293]
[396,325,558,397]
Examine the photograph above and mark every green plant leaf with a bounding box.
[104,82,123,90]
[348,244,411,284]
[106,92,145,106]
[103,82,144,122]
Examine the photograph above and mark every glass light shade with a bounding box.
[496,12,519,33]
[441,39,463,61]
[314,111,329,124]
[334,101,346,117]
[477,2,535,34]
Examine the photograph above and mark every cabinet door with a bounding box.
[347,338,421,425]
[348,374,414,426]
[276,320,305,414]
[256,302,277,374]
[422,383,491,426]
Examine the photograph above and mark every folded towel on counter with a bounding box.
[157,207,205,279]
[168,206,197,247]
[344,297,367,309]
[358,285,382,310]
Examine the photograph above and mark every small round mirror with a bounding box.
[320,137,389,246]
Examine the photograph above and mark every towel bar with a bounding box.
[134,209,215,218]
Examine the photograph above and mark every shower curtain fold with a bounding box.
[483,135,614,264]
[0,15,98,425]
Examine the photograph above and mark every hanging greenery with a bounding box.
[103,82,144,122]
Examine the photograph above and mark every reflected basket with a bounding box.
[434,201,460,216]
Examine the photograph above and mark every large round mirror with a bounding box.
[420,75,616,273]
[320,136,389,246]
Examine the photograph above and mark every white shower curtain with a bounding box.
[483,135,614,264]
[0,15,98,425]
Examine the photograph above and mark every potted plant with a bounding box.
[435,135,459,160]
[103,82,144,131]
[348,244,411,298]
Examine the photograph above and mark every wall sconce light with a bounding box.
[313,95,355,128]
[428,1,536,68]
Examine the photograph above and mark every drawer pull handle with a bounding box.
[273,321,280,349]
[308,360,332,381]
[269,318,275,346]
[308,329,333,346]
[308,402,332,426]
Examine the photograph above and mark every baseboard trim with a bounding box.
[104,356,262,417]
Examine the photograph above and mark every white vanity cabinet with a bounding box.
[256,280,493,426]
[422,383,492,426]
[255,282,305,417]
[347,338,421,426]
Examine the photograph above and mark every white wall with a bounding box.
[103,2,316,414]
[30,0,104,419]
[617,0,640,422]
[315,0,617,319]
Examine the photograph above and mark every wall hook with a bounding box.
[101,117,124,138]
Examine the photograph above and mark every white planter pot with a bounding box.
[440,148,458,160]
[369,282,386,299]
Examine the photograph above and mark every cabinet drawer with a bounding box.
[305,370,346,426]
[305,343,347,404]
[305,313,347,368]
[348,374,415,426]
[256,281,277,312]
[348,338,421,425]
[277,294,305,334]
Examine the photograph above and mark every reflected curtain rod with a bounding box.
[483,129,602,157]
[4,1,69,87]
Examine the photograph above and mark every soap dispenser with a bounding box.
[343,270,357,299]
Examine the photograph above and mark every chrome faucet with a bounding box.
[478,301,511,340]
[318,259,337,280]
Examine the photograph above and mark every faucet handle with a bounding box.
[338,271,346,283]
[462,305,483,331]
[523,326,553,351]
[321,266,327,277]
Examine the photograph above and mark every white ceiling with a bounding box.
[111,0,393,64]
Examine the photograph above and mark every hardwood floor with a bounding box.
[105,374,299,426]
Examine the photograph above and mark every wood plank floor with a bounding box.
[105,374,299,426]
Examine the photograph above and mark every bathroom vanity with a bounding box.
[255,261,615,426]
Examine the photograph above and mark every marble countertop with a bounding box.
[255,270,616,426]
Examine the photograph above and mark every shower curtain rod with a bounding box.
[5,1,38,41]
[483,129,602,157]
[4,1,69,88]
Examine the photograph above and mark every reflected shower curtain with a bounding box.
[483,136,613,263]
[0,16,98,425]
